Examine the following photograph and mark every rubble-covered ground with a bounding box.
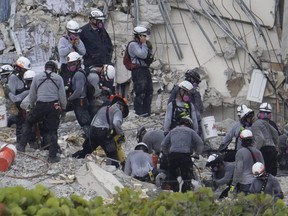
[1,102,288,204]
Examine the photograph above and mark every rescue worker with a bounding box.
[19,70,39,149]
[204,154,234,199]
[161,117,203,192]
[128,26,153,117]
[124,142,155,182]
[58,20,86,70]
[66,51,91,138]
[5,57,31,142]
[250,105,279,176]
[72,96,129,168]
[79,8,113,68]
[136,126,165,155]
[249,162,284,200]
[218,104,248,162]
[0,64,14,86]
[86,64,115,117]
[16,61,67,163]
[230,129,264,195]
[258,102,281,135]
[164,80,198,134]
[168,68,203,114]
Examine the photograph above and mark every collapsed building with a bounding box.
[0,0,287,122]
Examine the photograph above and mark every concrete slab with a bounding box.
[76,162,123,198]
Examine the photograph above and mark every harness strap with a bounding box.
[37,71,59,91]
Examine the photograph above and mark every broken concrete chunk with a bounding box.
[76,162,124,198]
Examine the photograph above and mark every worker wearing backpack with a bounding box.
[124,26,153,117]
[66,51,91,138]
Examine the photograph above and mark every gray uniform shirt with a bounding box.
[142,129,165,154]
[7,73,28,103]
[91,104,124,135]
[164,100,198,133]
[58,36,86,65]
[161,126,203,155]
[124,150,153,177]
[87,73,102,106]
[251,118,279,149]
[249,174,284,199]
[220,121,243,150]
[29,71,67,109]
[232,146,264,185]
[128,41,148,66]
[68,70,87,101]
[213,162,234,186]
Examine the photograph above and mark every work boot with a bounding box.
[16,143,25,152]
[29,141,39,149]
[47,156,60,163]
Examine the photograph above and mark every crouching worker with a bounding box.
[124,142,157,182]
[249,162,284,200]
[161,116,203,192]
[16,61,67,163]
[72,96,129,168]
[204,153,234,199]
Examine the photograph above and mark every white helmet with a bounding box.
[23,70,36,80]
[135,142,149,153]
[240,107,254,119]
[16,56,31,70]
[103,64,115,81]
[89,9,105,20]
[179,80,193,91]
[67,52,81,63]
[1,64,14,72]
[252,162,265,177]
[237,104,248,116]
[133,26,149,36]
[66,20,81,33]
[207,153,218,163]
[240,129,253,139]
[259,102,272,113]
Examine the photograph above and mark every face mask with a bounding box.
[182,95,190,102]
[96,20,104,29]
[67,65,77,72]
[69,34,78,41]
[212,166,218,172]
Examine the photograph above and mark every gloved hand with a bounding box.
[228,185,236,197]
[116,135,126,144]
[3,86,10,98]
[60,110,66,120]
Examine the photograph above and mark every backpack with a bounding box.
[123,41,154,70]
[123,41,139,71]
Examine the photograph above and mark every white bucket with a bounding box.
[0,105,7,128]
[201,116,218,141]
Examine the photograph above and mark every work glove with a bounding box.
[3,86,10,99]
[116,135,126,144]
[228,185,236,197]
[60,110,66,120]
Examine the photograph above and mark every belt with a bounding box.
[95,127,109,131]
[37,100,58,104]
